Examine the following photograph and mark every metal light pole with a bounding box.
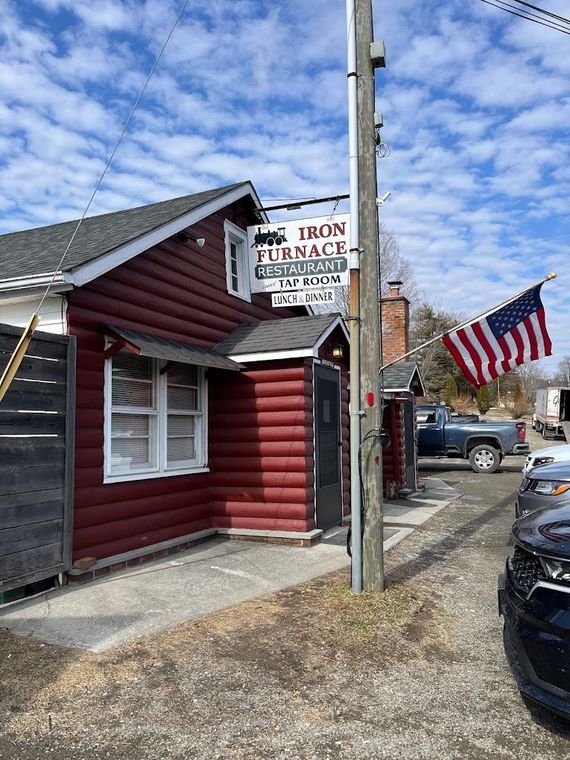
[346,0,362,593]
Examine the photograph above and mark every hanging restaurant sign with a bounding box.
[247,214,350,294]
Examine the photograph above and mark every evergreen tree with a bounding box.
[444,373,458,410]
[513,382,523,407]
[476,385,491,415]
[511,381,529,418]
[409,303,462,398]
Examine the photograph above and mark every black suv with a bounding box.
[499,504,570,717]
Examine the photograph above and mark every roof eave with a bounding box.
[69,181,262,287]
[0,272,73,300]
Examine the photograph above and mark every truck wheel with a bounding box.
[468,444,501,474]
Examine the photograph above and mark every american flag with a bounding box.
[442,284,552,388]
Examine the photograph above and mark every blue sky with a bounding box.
[1,0,568,373]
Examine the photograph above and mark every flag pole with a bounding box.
[380,272,557,372]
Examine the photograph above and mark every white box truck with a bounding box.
[533,387,570,439]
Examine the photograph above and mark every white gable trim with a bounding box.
[69,182,263,287]
[313,314,349,347]
[228,348,315,362]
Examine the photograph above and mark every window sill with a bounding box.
[104,466,210,484]
[227,288,252,303]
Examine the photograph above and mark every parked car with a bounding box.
[416,404,529,474]
[499,503,570,718]
[516,461,570,518]
[523,443,570,476]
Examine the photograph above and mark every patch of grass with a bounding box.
[326,579,427,639]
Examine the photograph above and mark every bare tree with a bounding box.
[512,362,549,402]
[377,222,420,303]
[552,356,570,386]
[330,222,420,315]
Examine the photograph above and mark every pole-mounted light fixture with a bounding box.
[376,191,391,207]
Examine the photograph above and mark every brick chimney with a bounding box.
[380,280,410,365]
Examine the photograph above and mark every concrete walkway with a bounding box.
[0,478,459,653]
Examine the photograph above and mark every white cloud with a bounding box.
[1,0,569,372]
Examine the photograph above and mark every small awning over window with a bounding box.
[104,325,242,371]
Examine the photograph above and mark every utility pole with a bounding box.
[356,0,384,592]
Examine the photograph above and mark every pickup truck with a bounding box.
[417,404,529,474]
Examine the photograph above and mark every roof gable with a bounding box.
[0,182,257,290]
[382,361,426,396]
[216,313,347,361]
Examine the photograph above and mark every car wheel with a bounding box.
[468,444,501,474]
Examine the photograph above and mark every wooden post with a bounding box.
[0,314,41,402]
[356,0,384,591]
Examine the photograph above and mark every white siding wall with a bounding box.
[0,296,66,335]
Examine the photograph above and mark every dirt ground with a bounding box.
[1,431,570,759]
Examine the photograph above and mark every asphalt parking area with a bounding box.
[1,429,570,759]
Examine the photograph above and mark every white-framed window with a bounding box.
[224,219,251,301]
[104,351,208,482]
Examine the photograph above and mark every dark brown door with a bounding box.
[314,364,342,530]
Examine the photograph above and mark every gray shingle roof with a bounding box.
[106,325,242,372]
[215,314,342,355]
[0,182,247,281]
[382,361,425,393]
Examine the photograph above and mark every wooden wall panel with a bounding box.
[0,325,74,592]
[209,359,315,532]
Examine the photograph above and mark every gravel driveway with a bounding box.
[1,428,569,759]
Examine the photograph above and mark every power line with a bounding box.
[479,0,570,35]
[511,0,570,26]
[481,0,570,34]
[37,0,191,313]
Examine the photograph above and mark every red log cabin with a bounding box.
[0,182,350,582]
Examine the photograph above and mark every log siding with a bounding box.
[209,359,315,533]
[67,204,307,561]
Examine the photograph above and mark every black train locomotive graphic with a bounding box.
[251,227,288,247]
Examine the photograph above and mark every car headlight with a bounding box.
[541,557,570,581]
[533,480,570,496]
[533,457,555,468]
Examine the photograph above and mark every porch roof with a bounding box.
[215,313,348,362]
[104,325,242,371]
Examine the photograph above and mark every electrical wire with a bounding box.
[479,0,570,35]
[346,426,384,557]
[36,0,191,313]
[510,0,570,25]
